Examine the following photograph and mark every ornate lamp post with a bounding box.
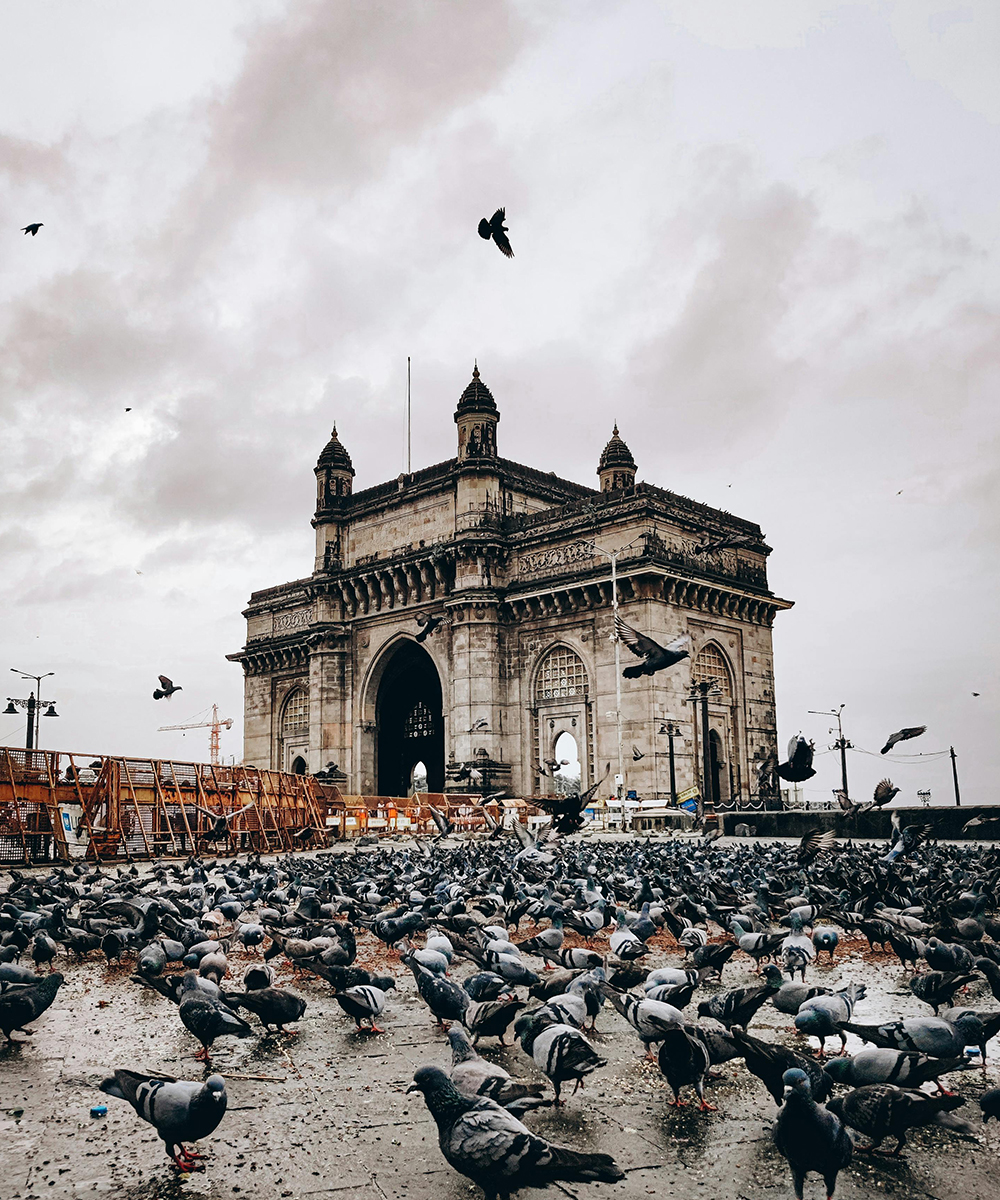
[5,669,58,750]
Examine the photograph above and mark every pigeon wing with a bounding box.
[873,779,897,806]
[614,615,661,661]
[489,208,514,258]
[157,675,174,689]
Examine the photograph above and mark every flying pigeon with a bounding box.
[797,829,837,866]
[777,735,816,782]
[477,208,514,258]
[880,725,927,754]
[631,745,644,762]
[21,223,43,235]
[188,801,256,841]
[99,1070,227,1172]
[407,1066,622,1199]
[153,675,182,699]
[615,615,690,678]
[533,764,610,833]
[415,613,442,643]
[428,804,455,839]
[882,810,930,863]
[872,778,899,808]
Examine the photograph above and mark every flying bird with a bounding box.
[881,725,927,754]
[21,223,43,235]
[478,207,513,258]
[415,613,442,643]
[631,745,645,762]
[776,734,816,782]
[872,779,899,809]
[153,675,182,700]
[468,718,489,733]
[534,764,611,834]
[614,615,690,678]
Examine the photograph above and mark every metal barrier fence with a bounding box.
[0,747,545,864]
[0,746,331,864]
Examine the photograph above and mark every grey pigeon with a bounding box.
[823,1048,968,1092]
[225,986,307,1032]
[826,1084,966,1156]
[22,223,43,235]
[729,1025,831,1106]
[448,1026,547,1112]
[881,725,926,754]
[794,985,866,1056]
[615,615,690,678]
[0,972,63,1042]
[657,1025,715,1110]
[100,1069,227,1172]
[177,972,252,1060]
[839,1016,965,1058]
[514,1014,606,1105]
[408,1065,623,1200]
[334,978,395,1033]
[773,1068,853,1200]
[152,674,182,699]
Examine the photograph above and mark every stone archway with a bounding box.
[374,641,445,796]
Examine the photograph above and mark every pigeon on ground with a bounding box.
[152,674,182,699]
[839,1017,965,1058]
[408,1066,623,1200]
[826,1084,966,1156]
[773,982,831,1016]
[615,616,690,678]
[447,1026,547,1113]
[225,986,306,1033]
[730,1026,832,1106]
[514,1014,606,1105]
[177,972,252,1060]
[477,208,514,258]
[794,985,867,1056]
[697,964,785,1029]
[415,613,443,642]
[909,971,979,1014]
[464,997,526,1046]
[243,964,276,991]
[333,979,395,1033]
[599,983,685,1056]
[823,1049,968,1093]
[657,1025,715,1110]
[0,972,63,1041]
[777,736,816,783]
[772,1068,853,1200]
[99,1070,227,1172]
[22,223,43,235]
[404,954,469,1027]
[881,726,927,754]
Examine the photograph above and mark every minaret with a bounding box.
[315,424,355,505]
[313,424,355,573]
[597,424,637,492]
[454,364,499,462]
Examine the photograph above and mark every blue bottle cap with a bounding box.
[90,1105,108,1117]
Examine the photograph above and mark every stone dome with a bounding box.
[454,365,499,419]
[598,424,636,473]
[317,424,355,475]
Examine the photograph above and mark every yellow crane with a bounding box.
[158,704,234,765]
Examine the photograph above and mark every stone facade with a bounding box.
[228,367,792,805]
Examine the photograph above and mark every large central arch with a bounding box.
[374,641,445,796]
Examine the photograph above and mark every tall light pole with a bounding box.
[7,669,57,749]
[687,679,721,825]
[808,704,850,800]
[575,536,643,823]
[657,720,679,805]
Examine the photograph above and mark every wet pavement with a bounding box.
[3,846,1000,1200]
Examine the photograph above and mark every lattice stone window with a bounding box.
[405,701,434,739]
[535,647,588,700]
[692,644,733,700]
[281,688,309,735]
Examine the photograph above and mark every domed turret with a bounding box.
[315,424,355,504]
[455,364,499,461]
[597,424,636,492]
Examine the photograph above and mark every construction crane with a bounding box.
[158,704,234,765]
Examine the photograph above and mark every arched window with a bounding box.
[291,756,307,775]
[404,701,434,739]
[534,646,588,701]
[281,688,309,736]
[692,643,733,701]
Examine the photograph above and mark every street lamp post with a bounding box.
[6,669,57,750]
[808,704,851,801]
[656,720,679,805]
[575,536,643,829]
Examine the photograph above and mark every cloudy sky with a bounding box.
[2,1,996,805]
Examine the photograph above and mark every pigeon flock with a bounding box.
[2,825,1000,1198]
